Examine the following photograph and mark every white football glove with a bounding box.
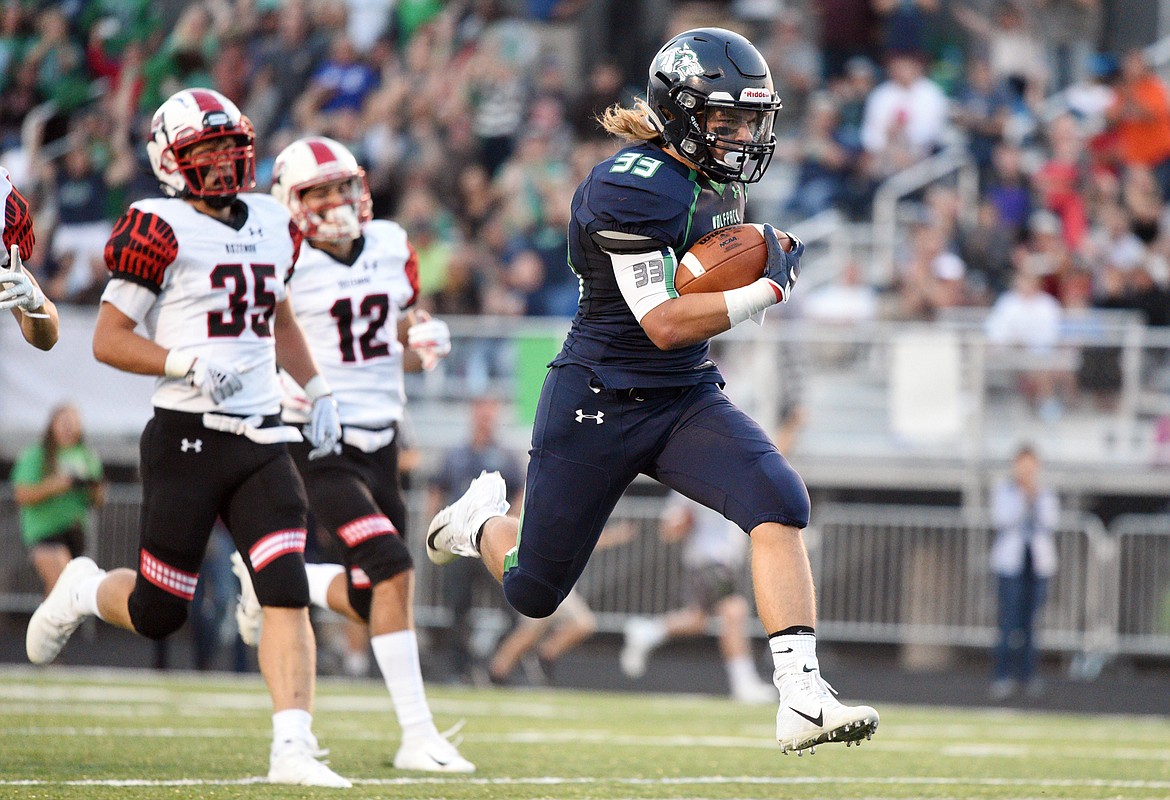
[186,357,244,405]
[0,244,47,313]
[305,394,342,460]
[407,315,451,372]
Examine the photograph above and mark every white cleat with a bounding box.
[230,551,262,647]
[269,737,352,788]
[393,733,476,773]
[619,617,659,679]
[775,660,879,754]
[426,470,509,565]
[26,556,104,665]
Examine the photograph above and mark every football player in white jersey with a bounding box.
[24,89,351,789]
[0,166,59,349]
[230,135,473,773]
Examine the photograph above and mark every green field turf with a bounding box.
[2,666,1168,800]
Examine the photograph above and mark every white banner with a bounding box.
[0,308,154,463]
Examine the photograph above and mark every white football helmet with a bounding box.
[271,136,372,242]
[146,88,256,202]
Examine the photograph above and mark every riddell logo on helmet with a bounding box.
[739,88,771,101]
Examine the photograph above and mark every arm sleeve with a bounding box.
[608,245,679,322]
[104,208,178,292]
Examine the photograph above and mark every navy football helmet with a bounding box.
[646,28,782,183]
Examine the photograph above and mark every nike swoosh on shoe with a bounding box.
[789,706,824,726]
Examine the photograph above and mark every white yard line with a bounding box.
[3,724,1168,762]
[2,775,1170,790]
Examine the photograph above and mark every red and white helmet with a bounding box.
[271,136,372,242]
[146,88,256,200]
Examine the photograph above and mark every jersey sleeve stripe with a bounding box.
[2,181,35,262]
[287,220,303,282]
[104,208,178,292]
[403,241,420,308]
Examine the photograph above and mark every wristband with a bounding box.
[303,374,332,402]
[164,350,197,379]
[723,278,783,327]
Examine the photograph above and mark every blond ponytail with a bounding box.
[598,100,661,143]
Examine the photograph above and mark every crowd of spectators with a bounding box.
[2,0,1169,376]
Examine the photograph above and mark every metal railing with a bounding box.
[870,145,980,286]
[4,486,1169,667]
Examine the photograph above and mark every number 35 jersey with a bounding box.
[285,219,419,429]
[101,194,300,415]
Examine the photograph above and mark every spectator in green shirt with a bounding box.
[11,404,106,595]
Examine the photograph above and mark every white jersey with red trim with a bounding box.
[285,219,418,429]
[100,193,301,415]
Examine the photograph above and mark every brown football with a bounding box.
[676,223,788,295]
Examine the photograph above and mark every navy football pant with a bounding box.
[504,364,809,618]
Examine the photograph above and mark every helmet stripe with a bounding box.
[187,89,224,112]
[307,139,337,165]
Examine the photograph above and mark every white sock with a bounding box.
[639,619,668,652]
[72,574,105,621]
[272,708,313,746]
[726,654,763,691]
[769,632,818,679]
[305,563,345,610]
[371,630,438,741]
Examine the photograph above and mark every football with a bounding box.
[676,223,790,295]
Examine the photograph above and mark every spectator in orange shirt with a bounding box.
[1105,49,1170,198]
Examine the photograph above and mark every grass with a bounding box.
[2,666,1169,800]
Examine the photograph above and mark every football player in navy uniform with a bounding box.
[427,28,879,754]
[230,135,473,773]
[24,89,351,788]
[0,166,59,350]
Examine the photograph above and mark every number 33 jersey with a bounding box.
[285,219,419,429]
[101,194,300,415]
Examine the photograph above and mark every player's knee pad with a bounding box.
[762,452,811,529]
[503,567,563,619]
[128,580,189,640]
[349,532,413,586]
[250,553,310,608]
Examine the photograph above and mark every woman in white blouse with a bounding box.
[989,443,1059,700]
